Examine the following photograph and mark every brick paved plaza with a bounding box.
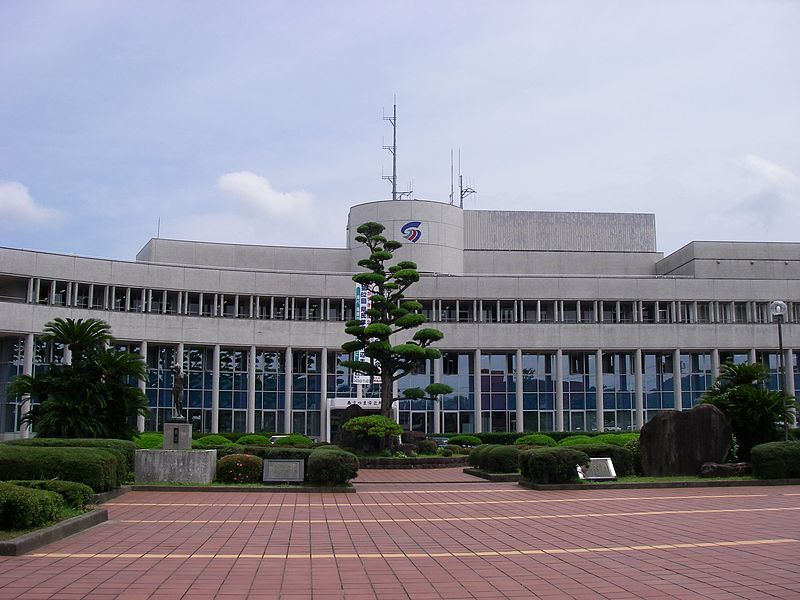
[1,469,799,599]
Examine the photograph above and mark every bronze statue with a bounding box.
[170,365,187,421]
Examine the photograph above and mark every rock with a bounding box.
[700,462,751,478]
[640,404,732,476]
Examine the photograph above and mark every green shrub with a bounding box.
[417,439,438,455]
[750,441,800,479]
[624,438,644,476]
[439,448,453,457]
[519,447,590,484]
[307,449,359,485]
[194,435,236,448]
[236,435,272,446]
[472,432,520,445]
[444,444,467,454]
[7,480,93,509]
[467,444,493,467]
[575,444,635,476]
[0,445,120,492]
[5,438,135,480]
[558,435,595,446]
[486,445,520,473]
[272,434,314,447]
[0,482,64,529]
[448,435,482,447]
[213,444,247,458]
[216,454,264,484]
[133,432,164,449]
[514,434,557,447]
[239,447,313,467]
[591,433,639,447]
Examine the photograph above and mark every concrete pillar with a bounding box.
[515,349,524,433]
[320,349,328,440]
[474,349,482,433]
[284,347,293,434]
[211,345,220,433]
[21,333,34,438]
[749,348,757,365]
[673,349,683,411]
[247,345,256,433]
[555,349,564,431]
[137,341,148,433]
[784,347,796,431]
[712,348,720,380]
[595,348,604,432]
[634,349,644,430]
[433,356,442,434]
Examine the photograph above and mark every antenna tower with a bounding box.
[458,149,476,208]
[382,101,412,200]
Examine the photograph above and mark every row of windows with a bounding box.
[9,277,800,325]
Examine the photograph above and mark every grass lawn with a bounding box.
[0,507,86,541]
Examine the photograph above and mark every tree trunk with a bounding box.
[381,376,394,418]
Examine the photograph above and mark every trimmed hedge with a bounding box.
[468,444,495,468]
[590,433,640,447]
[236,447,314,468]
[625,438,644,476]
[417,439,438,455]
[6,480,93,509]
[236,435,272,446]
[557,435,595,446]
[444,444,468,455]
[574,444,635,476]
[273,434,313,447]
[133,432,164,449]
[519,447,590,484]
[514,434,557,447]
[194,435,237,448]
[486,445,520,473]
[5,438,135,480]
[448,435,482,447]
[750,441,800,479]
[0,445,121,492]
[0,482,64,529]
[307,448,359,485]
[216,454,264,484]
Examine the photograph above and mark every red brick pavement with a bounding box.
[0,472,799,599]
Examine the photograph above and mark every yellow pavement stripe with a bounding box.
[118,505,800,526]
[27,538,798,561]
[108,493,771,509]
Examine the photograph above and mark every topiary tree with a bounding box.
[341,222,452,417]
[700,361,795,460]
[342,415,403,452]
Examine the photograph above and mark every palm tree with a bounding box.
[701,361,794,460]
[43,317,112,363]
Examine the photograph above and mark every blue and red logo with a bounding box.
[401,221,422,243]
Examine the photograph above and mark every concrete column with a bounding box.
[711,348,720,380]
[555,349,564,431]
[595,348,604,432]
[749,348,757,365]
[176,343,184,367]
[137,341,148,432]
[177,291,183,315]
[125,287,131,312]
[26,278,34,303]
[211,345,220,433]
[320,349,328,441]
[247,345,256,433]
[284,347,293,433]
[634,349,644,430]
[515,349,524,433]
[433,356,442,434]
[474,349,482,433]
[673,349,683,411]
[21,333,34,438]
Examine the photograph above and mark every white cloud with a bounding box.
[0,181,63,228]
[733,155,800,232]
[216,171,312,220]
[739,154,800,190]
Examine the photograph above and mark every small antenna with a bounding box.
[382,99,411,201]
[157,217,161,238]
[458,149,476,208]
[449,148,455,205]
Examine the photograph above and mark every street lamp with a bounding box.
[770,300,788,441]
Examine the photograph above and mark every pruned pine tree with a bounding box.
[341,222,452,418]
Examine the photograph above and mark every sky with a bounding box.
[1,1,799,260]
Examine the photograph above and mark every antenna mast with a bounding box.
[382,101,412,200]
[458,149,476,208]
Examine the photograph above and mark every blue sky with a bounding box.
[1,1,798,260]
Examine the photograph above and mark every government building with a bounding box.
[1,199,798,440]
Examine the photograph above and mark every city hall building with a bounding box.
[1,199,799,440]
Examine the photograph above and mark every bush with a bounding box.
[558,435,595,446]
[7,480,93,509]
[237,447,313,467]
[467,444,494,468]
[216,454,264,484]
[750,441,800,479]
[444,444,467,455]
[0,482,64,529]
[417,439,438,455]
[401,430,427,444]
[514,434,557,447]
[473,432,522,445]
[486,445,520,473]
[307,449,359,485]
[575,444,635,476]
[439,448,453,457]
[0,445,121,492]
[591,433,639,447]
[519,447,590,484]
[194,435,236,448]
[448,435,482,447]
[625,438,644,476]
[236,435,272,446]
[272,434,314,448]
[5,438,135,480]
[133,432,164,449]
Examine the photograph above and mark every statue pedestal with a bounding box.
[135,449,217,484]
[163,421,192,450]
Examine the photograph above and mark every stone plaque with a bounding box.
[263,459,305,483]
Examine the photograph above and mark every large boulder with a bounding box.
[640,404,732,476]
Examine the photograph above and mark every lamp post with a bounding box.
[770,300,788,441]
